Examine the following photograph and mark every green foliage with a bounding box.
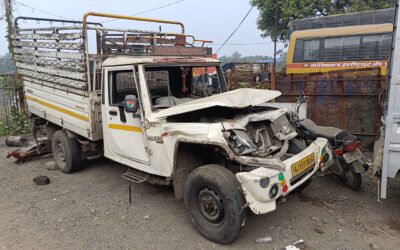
[0,112,31,136]
[219,51,273,63]
[0,54,16,74]
[250,0,396,43]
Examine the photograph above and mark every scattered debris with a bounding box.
[7,141,49,163]
[254,236,272,243]
[369,243,378,249]
[45,161,57,170]
[311,216,319,221]
[327,195,349,204]
[314,226,324,234]
[33,176,50,185]
[5,136,29,147]
[143,215,149,220]
[285,239,305,250]
[376,227,394,239]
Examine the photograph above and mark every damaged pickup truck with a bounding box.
[14,12,331,244]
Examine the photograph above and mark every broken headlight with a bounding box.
[226,129,257,155]
[271,115,295,140]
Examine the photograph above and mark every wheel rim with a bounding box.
[197,187,225,226]
[56,140,66,163]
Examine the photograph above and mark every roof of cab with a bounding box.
[102,56,220,67]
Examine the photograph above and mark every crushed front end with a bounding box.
[222,109,332,214]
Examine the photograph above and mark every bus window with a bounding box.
[324,37,342,61]
[303,39,321,61]
[342,36,361,60]
[361,35,382,59]
[382,34,392,58]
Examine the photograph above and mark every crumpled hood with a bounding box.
[152,88,281,118]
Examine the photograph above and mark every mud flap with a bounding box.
[350,161,364,173]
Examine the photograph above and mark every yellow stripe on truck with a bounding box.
[26,95,89,122]
[108,123,143,133]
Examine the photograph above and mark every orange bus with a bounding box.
[286,23,393,75]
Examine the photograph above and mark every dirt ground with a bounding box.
[0,140,399,250]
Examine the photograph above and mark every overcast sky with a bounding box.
[0,0,284,57]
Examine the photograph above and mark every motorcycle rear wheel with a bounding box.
[337,163,362,191]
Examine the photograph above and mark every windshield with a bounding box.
[144,65,228,110]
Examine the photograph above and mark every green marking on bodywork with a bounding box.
[278,173,284,181]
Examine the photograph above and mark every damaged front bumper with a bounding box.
[235,137,331,215]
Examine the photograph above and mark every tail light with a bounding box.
[343,141,361,152]
[335,147,344,156]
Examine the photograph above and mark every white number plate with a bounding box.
[342,149,363,164]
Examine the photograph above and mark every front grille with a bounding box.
[290,166,314,186]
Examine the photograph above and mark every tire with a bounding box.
[51,130,82,173]
[183,164,247,244]
[339,165,362,191]
[287,139,313,192]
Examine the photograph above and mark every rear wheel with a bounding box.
[338,164,362,190]
[51,130,82,173]
[183,164,247,244]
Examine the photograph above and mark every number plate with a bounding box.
[291,153,316,177]
[342,149,363,164]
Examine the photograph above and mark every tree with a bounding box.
[0,54,16,74]
[218,51,273,63]
[250,0,396,43]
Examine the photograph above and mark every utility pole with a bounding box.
[4,0,14,56]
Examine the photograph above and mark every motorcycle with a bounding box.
[289,96,370,190]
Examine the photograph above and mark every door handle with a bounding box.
[109,110,118,116]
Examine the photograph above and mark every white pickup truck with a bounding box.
[14,12,331,244]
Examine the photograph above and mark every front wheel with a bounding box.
[183,164,247,244]
[338,164,362,190]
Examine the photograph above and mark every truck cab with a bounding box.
[14,12,331,244]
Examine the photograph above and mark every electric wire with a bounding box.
[211,42,268,46]
[101,0,185,24]
[15,1,73,20]
[216,7,254,53]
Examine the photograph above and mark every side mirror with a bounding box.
[124,95,138,113]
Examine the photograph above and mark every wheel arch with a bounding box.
[172,140,231,200]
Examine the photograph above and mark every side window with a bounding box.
[323,37,342,61]
[303,39,321,61]
[109,70,138,105]
[361,35,381,59]
[342,36,360,60]
[293,40,304,62]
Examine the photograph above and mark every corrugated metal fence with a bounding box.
[0,74,19,126]
[277,69,386,150]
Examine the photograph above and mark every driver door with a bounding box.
[102,66,150,165]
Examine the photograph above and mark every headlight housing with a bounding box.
[226,129,257,155]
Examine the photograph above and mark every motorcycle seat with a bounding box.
[299,119,343,143]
